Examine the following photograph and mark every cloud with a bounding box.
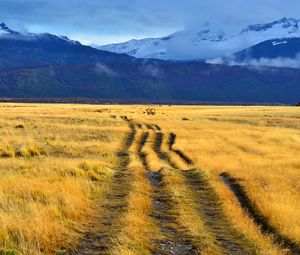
[1,0,300,45]
[244,55,300,69]
[206,53,300,69]
[94,63,117,76]
[140,63,165,78]
[206,58,225,65]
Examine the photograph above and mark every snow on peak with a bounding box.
[272,40,288,46]
[98,17,300,60]
[240,17,300,35]
[0,22,19,36]
[0,22,81,46]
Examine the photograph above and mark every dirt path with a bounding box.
[168,130,300,254]
[67,122,136,255]
[220,172,300,255]
[182,170,255,255]
[68,119,289,255]
[153,129,255,255]
[136,127,198,255]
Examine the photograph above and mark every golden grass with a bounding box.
[162,166,221,255]
[0,104,125,254]
[0,103,299,254]
[132,105,300,254]
[111,153,159,255]
[142,131,168,172]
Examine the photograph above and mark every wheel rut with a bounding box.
[182,170,255,255]
[220,172,300,255]
[153,132,179,169]
[168,132,194,165]
[154,128,255,255]
[136,126,198,255]
[68,122,136,255]
[137,131,150,171]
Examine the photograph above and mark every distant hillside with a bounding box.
[0,63,299,104]
[0,22,134,70]
[0,21,299,104]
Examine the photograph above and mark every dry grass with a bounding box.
[0,103,299,254]
[0,104,125,254]
[163,166,221,255]
[111,152,159,255]
[131,105,300,254]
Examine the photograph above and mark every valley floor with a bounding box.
[0,104,299,255]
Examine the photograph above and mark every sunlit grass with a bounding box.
[0,103,125,254]
[122,105,300,254]
[0,103,299,254]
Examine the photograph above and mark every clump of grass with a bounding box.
[0,145,15,158]
[15,145,41,158]
[0,143,41,158]
[15,124,24,129]
[0,249,16,255]
[144,108,156,115]
[73,161,114,181]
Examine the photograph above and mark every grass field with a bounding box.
[0,104,299,255]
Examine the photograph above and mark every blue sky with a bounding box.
[0,0,299,45]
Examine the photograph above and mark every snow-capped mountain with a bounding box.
[0,22,20,36]
[98,17,300,60]
[0,22,134,70]
[0,22,80,45]
[209,37,300,69]
[234,38,300,60]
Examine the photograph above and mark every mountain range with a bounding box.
[0,19,299,104]
[99,17,300,63]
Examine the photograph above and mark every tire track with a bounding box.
[144,123,161,131]
[154,131,255,254]
[153,132,179,170]
[220,172,300,255]
[137,131,150,171]
[145,124,156,130]
[136,123,144,129]
[68,122,136,255]
[136,127,198,255]
[168,132,194,165]
[154,124,161,131]
[182,170,255,255]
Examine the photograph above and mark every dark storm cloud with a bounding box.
[0,0,300,44]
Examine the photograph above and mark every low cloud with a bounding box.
[242,55,300,69]
[140,63,165,78]
[206,53,300,69]
[94,63,117,76]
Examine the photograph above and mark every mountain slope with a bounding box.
[0,63,299,104]
[0,23,134,70]
[99,18,300,60]
[0,21,299,104]
[234,38,300,61]
[206,37,300,68]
